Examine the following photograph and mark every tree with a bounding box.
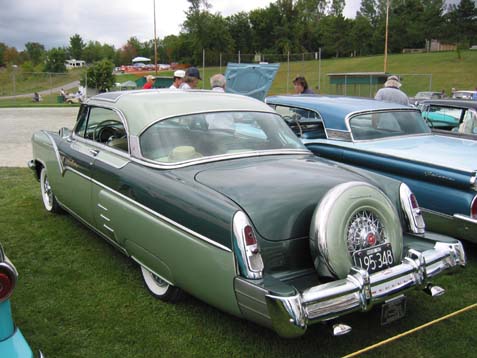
[69,34,85,59]
[24,42,46,65]
[357,0,378,27]
[329,0,345,16]
[226,12,253,54]
[445,0,477,44]
[45,47,66,72]
[83,60,115,92]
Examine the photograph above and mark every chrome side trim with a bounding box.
[103,224,114,233]
[100,214,110,222]
[130,149,310,170]
[453,214,477,224]
[62,166,231,253]
[97,203,108,211]
[43,130,64,174]
[265,240,465,338]
[56,198,127,255]
[130,256,174,286]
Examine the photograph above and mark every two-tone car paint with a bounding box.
[30,90,466,337]
[266,95,477,243]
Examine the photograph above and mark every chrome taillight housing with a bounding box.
[400,183,425,234]
[233,211,264,279]
[471,195,477,220]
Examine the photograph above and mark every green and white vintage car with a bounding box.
[29,90,465,337]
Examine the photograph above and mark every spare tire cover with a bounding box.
[310,181,403,279]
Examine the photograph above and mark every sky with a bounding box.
[0,0,361,50]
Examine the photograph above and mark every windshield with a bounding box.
[140,111,306,163]
[349,110,431,140]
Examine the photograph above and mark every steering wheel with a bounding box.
[93,120,124,142]
[283,115,303,137]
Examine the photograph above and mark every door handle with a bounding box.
[89,149,99,156]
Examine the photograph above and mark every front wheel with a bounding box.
[40,167,61,213]
[140,266,183,302]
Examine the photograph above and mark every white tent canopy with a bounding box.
[132,56,151,63]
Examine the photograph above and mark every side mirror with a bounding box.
[59,127,71,139]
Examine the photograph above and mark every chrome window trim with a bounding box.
[72,104,131,156]
[136,109,281,138]
[130,149,311,170]
[344,108,430,142]
[63,166,232,253]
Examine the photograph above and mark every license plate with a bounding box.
[352,243,394,274]
[381,295,407,325]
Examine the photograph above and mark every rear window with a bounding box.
[140,111,305,163]
[349,110,431,140]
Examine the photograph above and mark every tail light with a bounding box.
[471,196,477,219]
[0,262,17,302]
[400,183,425,234]
[233,211,264,279]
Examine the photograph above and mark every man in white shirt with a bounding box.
[169,70,185,89]
[180,67,201,89]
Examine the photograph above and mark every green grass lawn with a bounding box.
[1,168,476,357]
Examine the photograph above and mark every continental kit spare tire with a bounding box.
[309,181,403,279]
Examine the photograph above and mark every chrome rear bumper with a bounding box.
[265,241,465,338]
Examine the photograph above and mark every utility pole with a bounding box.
[384,0,390,73]
[153,0,158,75]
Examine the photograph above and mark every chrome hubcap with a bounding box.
[347,210,386,252]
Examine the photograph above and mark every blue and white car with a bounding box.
[0,244,39,357]
[266,95,477,244]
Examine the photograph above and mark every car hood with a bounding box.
[195,155,381,242]
[348,134,477,173]
[225,63,279,101]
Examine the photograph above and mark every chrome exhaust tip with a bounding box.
[424,283,445,297]
[332,323,352,336]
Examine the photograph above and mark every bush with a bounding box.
[81,60,115,92]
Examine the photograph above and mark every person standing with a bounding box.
[143,75,155,89]
[293,76,315,94]
[180,67,201,89]
[169,70,185,89]
[210,74,226,92]
[374,75,409,106]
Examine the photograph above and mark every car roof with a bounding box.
[266,95,415,130]
[420,99,477,108]
[86,89,275,136]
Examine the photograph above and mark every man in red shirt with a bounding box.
[143,75,155,89]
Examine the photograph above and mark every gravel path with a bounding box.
[0,107,78,167]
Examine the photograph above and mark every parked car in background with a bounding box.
[409,91,443,106]
[0,244,37,357]
[419,99,477,139]
[29,90,465,338]
[452,90,477,100]
[266,94,477,244]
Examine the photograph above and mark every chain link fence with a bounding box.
[199,50,433,98]
[0,71,79,99]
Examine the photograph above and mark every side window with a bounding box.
[84,107,128,152]
[426,106,462,128]
[274,105,325,139]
